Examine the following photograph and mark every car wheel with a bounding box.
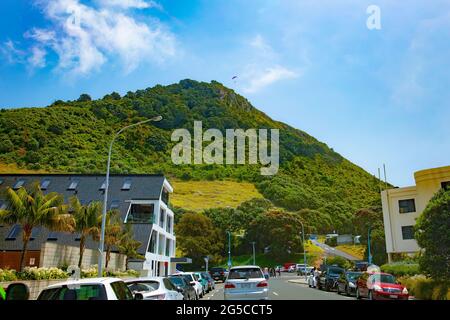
[368,290,373,300]
[337,285,341,295]
[325,284,330,292]
[356,288,362,300]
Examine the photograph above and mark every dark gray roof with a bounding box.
[0,174,169,254]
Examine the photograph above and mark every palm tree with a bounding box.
[69,196,102,268]
[104,210,122,270]
[0,183,75,272]
[118,224,144,270]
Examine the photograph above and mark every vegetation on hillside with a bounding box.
[0,79,384,233]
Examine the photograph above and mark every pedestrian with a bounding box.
[313,267,320,288]
[264,267,269,279]
[277,266,281,277]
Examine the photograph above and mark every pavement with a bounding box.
[202,274,355,300]
[311,240,360,261]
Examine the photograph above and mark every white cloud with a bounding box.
[242,65,299,93]
[239,35,299,93]
[7,0,175,76]
[1,40,26,64]
[97,0,163,10]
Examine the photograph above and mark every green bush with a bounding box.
[0,269,18,282]
[381,263,420,277]
[324,256,353,269]
[324,237,337,247]
[399,275,450,300]
[17,267,69,280]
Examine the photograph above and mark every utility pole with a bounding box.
[250,242,256,265]
[367,225,372,265]
[227,231,232,271]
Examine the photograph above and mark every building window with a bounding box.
[159,208,165,228]
[161,188,169,205]
[13,179,25,190]
[441,181,450,191]
[40,179,51,190]
[126,203,154,224]
[122,178,132,191]
[100,180,107,190]
[0,200,7,210]
[6,225,21,240]
[166,215,172,233]
[165,238,171,256]
[68,179,79,190]
[399,199,416,213]
[148,231,157,253]
[401,226,415,240]
[30,227,40,240]
[158,234,164,255]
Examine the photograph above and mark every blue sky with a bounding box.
[0,0,449,187]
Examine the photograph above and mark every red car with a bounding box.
[356,272,409,300]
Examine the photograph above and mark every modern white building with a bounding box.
[381,165,450,263]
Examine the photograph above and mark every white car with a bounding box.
[224,266,269,300]
[37,277,137,300]
[125,277,184,300]
[173,272,204,298]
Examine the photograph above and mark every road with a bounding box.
[203,274,354,300]
[311,240,359,261]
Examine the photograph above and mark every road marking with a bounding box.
[272,292,279,296]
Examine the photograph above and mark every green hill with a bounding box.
[0,79,382,231]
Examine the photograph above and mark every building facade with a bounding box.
[0,174,176,276]
[381,165,450,263]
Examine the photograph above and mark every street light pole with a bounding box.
[367,225,372,265]
[299,221,307,281]
[97,116,162,277]
[227,231,232,271]
[250,241,256,265]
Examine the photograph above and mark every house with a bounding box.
[381,165,450,263]
[0,174,176,276]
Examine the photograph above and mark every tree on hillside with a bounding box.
[245,209,303,260]
[77,94,92,102]
[70,196,101,268]
[175,212,224,267]
[415,189,450,280]
[0,184,75,271]
[296,208,332,234]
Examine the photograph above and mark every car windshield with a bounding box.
[373,274,397,284]
[347,272,362,280]
[328,268,344,276]
[211,268,224,272]
[42,284,107,300]
[228,268,263,279]
[127,281,159,293]
[169,277,185,287]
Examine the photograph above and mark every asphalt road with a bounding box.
[203,274,355,300]
[311,240,359,261]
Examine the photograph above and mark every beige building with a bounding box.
[381,165,450,263]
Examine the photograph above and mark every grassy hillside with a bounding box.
[171,180,263,211]
[0,79,383,232]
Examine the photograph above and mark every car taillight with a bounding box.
[224,283,235,289]
[257,281,268,287]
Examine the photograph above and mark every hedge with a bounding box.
[380,263,420,277]
[400,275,450,300]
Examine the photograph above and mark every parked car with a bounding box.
[336,271,363,296]
[209,267,227,282]
[288,265,296,272]
[194,272,209,293]
[356,272,409,300]
[296,264,313,275]
[224,265,269,300]
[283,262,296,272]
[201,272,216,291]
[37,278,139,300]
[317,266,345,291]
[173,272,204,298]
[125,277,184,300]
[168,275,197,300]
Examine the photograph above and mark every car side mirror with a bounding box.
[6,283,30,300]
[134,292,144,300]
[176,286,184,293]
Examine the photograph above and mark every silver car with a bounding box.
[125,277,184,300]
[223,266,269,300]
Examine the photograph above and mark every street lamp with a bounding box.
[299,221,307,281]
[367,225,372,265]
[250,241,256,265]
[227,231,232,271]
[97,116,162,277]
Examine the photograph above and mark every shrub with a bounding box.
[18,267,69,280]
[399,275,450,300]
[0,269,18,282]
[324,256,353,269]
[381,263,420,277]
[324,237,337,247]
